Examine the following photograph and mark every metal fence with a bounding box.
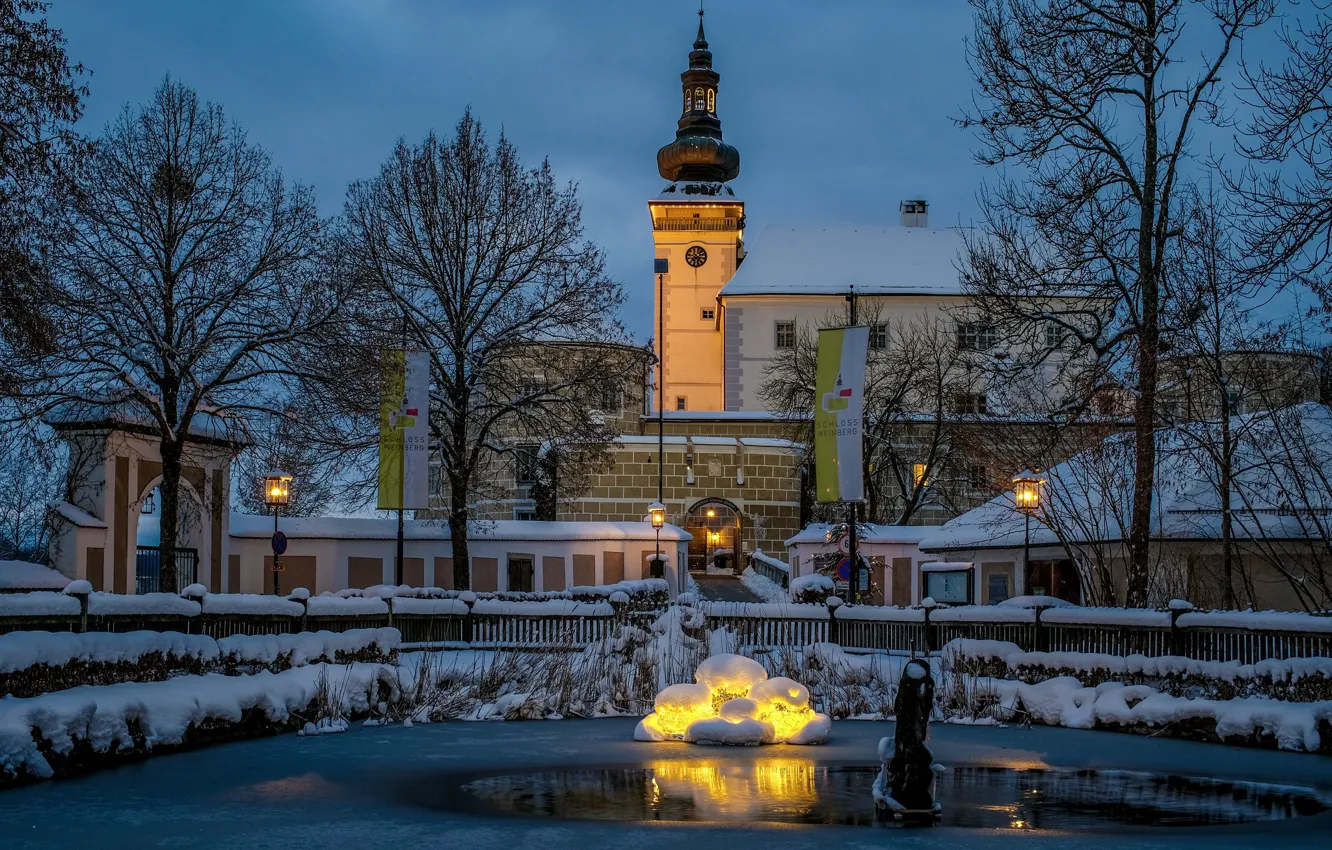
[1,591,1329,663]
[134,547,198,595]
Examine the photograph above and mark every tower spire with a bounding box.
[656,5,740,184]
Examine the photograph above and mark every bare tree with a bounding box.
[758,304,970,525]
[327,112,630,589]
[0,431,60,561]
[959,0,1276,605]
[22,78,337,592]
[0,0,87,386]
[232,398,346,518]
[1239,6,1332,307]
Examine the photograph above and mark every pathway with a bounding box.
[692,572,761,602]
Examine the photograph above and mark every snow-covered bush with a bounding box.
[790,573,834,605]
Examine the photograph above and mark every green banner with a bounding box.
[377,349,407,510]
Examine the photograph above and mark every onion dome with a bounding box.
[656,8,741,183]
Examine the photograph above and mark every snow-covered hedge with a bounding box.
[0,662,399,784]
[0,628,400,699]
[942,638,1332,703]
[789,574,834,604]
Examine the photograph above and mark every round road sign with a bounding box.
[271,530,288,556]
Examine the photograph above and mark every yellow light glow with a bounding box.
[706,508,716,518]
[1012,470,1044,511]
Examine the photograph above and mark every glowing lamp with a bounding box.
[263,472,293,507]
[1012,469,1044,513]
[648,501,666,529]
[706,508,716,518]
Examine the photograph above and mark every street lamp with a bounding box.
[263,471,292,596]
[1012,469,1045,596]
[648,501,666,579]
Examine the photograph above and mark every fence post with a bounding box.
[922,598,936,653]
[461,591,476,645]
[1169,599,1193,657]
[70,587,89,634]
[184,588,206,635]
[386,594,395,631]
[826,596,842,646]
[1033,604,1047,652]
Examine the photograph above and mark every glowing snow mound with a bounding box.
[635,654,830,746]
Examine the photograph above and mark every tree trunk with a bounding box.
[449,478,470,590]
[157,440,184,594]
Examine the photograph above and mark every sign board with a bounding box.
[270,530,288,556]
[814,326,868,502]
[378,348,431,510]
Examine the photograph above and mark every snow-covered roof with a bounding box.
[229,515,691,543]
[784,523,936,547]
[0,560,70,590]
[49,501,107,529]
[920,402,1332,552]
[720,225,969,298]
[44,399,250,445]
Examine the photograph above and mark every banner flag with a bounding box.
[377,349,430,510]
[814,325,868,503]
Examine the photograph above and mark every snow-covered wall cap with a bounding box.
[785,523,935,547]
[179,583,207,598]
[720,225,971,298]
[0,560,72,590]
[921,596,938,609]
[288,587,311,600]
[229,515,692,543]
[362,584,396,600]
[48,501,107,529]
[609,591,630,604]
[62,579,93,595]
[826,596,844,608]
[1168,599,1195,611]
[921,562,972,572]
[458,590,477,604]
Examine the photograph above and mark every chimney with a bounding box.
[900,199,929,228]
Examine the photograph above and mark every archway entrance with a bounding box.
[133,481,203,594]
[684,499,743,573]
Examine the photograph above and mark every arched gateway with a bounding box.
[683,498,744,573]
[44,402,247,594]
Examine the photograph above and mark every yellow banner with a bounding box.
[377,349,406,510]
[814,326,868,503]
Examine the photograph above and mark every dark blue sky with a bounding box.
[48,1,1307,340]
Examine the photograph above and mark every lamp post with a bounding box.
[263,472,292,596]
[649,501,666,579]
[1012,469,1044,595]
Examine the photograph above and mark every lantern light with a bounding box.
[263,472,293,507]
[649,501,666,530]
[1011,469,1044,513]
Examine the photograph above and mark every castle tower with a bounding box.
[649,7,744,413]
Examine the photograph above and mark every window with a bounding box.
[953,392,988,414]
[1226,389,1244,415]
[676,396,687,411]
[912,463,929,489]
[701,308,715,321]
[515,444,540,486]
[986,572,1010,605]
[957,321,998,352]
[706,88,716,113]
[1044,320,1066,350]
[869,323,889,350]
[513,507,537,522]
[694,87,706,110]
[775,321,796,349]
[597,384,622,416]
[967,464,989,491]
[516,374,547,400]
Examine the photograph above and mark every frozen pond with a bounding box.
[1,718,1330,849]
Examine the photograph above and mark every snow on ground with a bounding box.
[738,566,787,603]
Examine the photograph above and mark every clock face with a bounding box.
[685,246,708,268]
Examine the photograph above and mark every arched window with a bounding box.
[684,88,691,114]
[694,87,706,111]
[706,88,716,113]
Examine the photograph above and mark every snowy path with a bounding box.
[1,718,1329,849]
[693,573,762,602]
